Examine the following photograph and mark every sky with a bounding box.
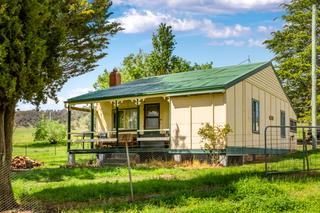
[17,0,287,111]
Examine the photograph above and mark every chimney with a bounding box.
[109,68,121,87]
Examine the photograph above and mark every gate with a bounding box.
[264,125,320,174]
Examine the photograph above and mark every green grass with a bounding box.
[11,127,320,212]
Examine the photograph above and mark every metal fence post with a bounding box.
[264,126,269,174]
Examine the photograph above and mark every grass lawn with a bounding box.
[11,127,320,212]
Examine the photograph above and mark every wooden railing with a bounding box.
[67,129,170,151]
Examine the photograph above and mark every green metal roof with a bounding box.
[67,61,271,103]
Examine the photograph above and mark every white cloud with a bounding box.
[208,38,266,47]
[113,0,286,14]
[113,9,251,38]
[209,40,245,47]
[113,9,200,33]
[257,25,275,33]
[248,38,265,47]
[202,21,250,38]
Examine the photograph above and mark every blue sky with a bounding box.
[17,0,286,111]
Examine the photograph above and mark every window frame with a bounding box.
[280,110,286,138]
[144,103,160,130]
[113,107,137,131]
[252,99,260,134]
[289,119,297,133]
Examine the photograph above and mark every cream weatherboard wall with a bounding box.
[226,65,297,150]
[170,93,226,150]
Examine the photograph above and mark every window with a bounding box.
[144,104,160,129]
[290,119,297,133]
[113,108,137,130]
[252,99,260,133]
[280,111,286,138]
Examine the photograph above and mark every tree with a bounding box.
[34,119,66,144]
[264,0,320,121]
[0,0,121,210]
[149,23,176,75]
[198,123,232,164]
[121,49,150,82]
[93,69,109,90]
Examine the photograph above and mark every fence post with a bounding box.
[125,141,134,202]
[264,126,268,174]
[302,128,306,171]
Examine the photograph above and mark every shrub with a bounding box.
[198,123,232,164]
[34,119,66,144]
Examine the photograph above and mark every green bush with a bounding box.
[34,119,66,144]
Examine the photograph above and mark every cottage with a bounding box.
[65,61,297,165]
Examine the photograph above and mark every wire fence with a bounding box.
[264,126,320,174]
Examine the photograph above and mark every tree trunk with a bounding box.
[0,102,17,211]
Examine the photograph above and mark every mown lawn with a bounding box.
[11,127,320,212]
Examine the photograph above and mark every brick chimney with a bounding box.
[109,68,121,87]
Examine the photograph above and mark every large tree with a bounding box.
[265,0,320,121]
[0,0,121,210]
[93,23,213,90]
[149,23,176,75]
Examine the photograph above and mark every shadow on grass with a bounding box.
[12,166,169,182]
[27,169,263,209]
[12,167,119,182]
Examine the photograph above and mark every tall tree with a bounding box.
[0,0,121,210]
[149,23,176,75]
[264,0,320,121]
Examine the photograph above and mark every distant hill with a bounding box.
[15,109,89,128]
[15,110,67,127]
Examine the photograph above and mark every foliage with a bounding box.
[34,119,66,144]
[148,23,177,76]
[94,23,213,88]
[93,69,109,90]
[198,123,232,163]
[0,0,121,106]
[264,0,320,121]
[121,49,150,82]
[0,0,121,208]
